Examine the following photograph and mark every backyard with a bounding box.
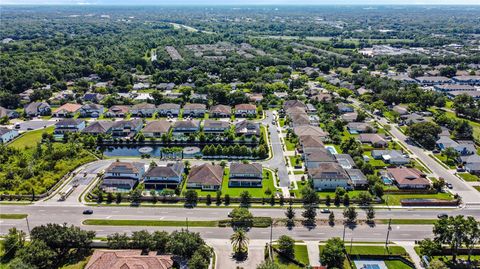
[8,125,54,149]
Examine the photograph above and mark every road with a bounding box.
[349,98,480,205]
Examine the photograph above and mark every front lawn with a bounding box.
[434,153,457,169]
[184,168,279,198]
[271,244,310,269]
[385,260,414,269]
[458,173,480,182]
[474,186,480,192]
[289,155,303,168]
[383,192,453,206]
[347,245,408,256]
[285,137,297,151]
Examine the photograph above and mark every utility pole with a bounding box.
[270,221,273,246]
[26,217,31,237]
[342,224,346,242]
[350,236,353,255]
[186,217,189,231]
[385,218,392,254]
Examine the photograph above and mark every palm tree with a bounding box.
[230,228,249,257]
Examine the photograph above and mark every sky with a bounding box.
[2,0,480,5]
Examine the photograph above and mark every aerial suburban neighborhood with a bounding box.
[0,3,480,269]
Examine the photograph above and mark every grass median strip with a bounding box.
[376,219,437,225]
[83,219,219,227]
[0,214,28,219]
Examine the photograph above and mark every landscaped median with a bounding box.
[0,213,28,219]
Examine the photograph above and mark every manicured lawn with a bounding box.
[0,214,28,219]
[376,219,437,225]
[364,151,387,167]
[59,257,91,269]
[347,246,408,256]
[474,186,480,192]
[383,192,453,206]
[289,155,303,167]
[279,118,285,127]
[83,219,219,227]
[434,153,457,169]
[8,126,54,149]
[385,260,414,269]
[272,244,309,269]
[184,169,279,198]
[458,173,480,182]
[285,137,297,151]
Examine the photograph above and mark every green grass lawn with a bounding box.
[383,192,453,206]
[285,137,297,151]
[431,109,480,143]
[364,151,387,168]
[474,186,480,192]
[347,245,408,256]
[59,257,91,269]
[385,260,414,269]
[376,219,437,225]
[279,118,285,127]
[8,126,54,149]
[289,155,303,167]
[272,244,310,269]
[184,169,279,198]
[83,219,219,227]
[458,173,480,182]
[0,214,28,219]
[433,153,457,169]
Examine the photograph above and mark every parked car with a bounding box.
[320,208,331,214]
[83,209,93,215]
[446,183,453,189]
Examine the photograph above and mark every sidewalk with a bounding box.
[305,241,321,266]
[394,241,423,269]
[206,239,267,269]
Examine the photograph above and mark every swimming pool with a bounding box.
[325,145,338,154]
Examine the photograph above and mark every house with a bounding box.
[400,113,424,125]
[341,112,358,123]
[294,125,328,141]
[392,105,408,115]
[102,161,145,191]
[85,250,173,269]
[304,148,336,169]
[387,167,431,189]
[334,154,356,169]
[209,105,232,118]
[356,87,372,96]
[157,103,181,117]
[144,162,184,189]
[371,150,410,165]
[309,162,350,190]
[183,103,206,118]
[283,100,306,111]
[290,113,311,127]
[53,103,82,118]
[186,163,224,190]
[299,135,324,152]
[156,83,176,91]
[24,102,51,117]
[143,120,171,138]
[0,106,19,119]
[130,103,157,117]
[436,136,458,150]
[415,76,452,86]
[312,93,332,103]
[248,93,264,103]
[359,133,388,148]
[190,93,208,103]
[0,128,19,143]
[79,104,104,118]
[458,154,480,165]
[336,104,354,114]
[346,169,368,188]
[229,163,263,187]
[434,84,476,92]
[446,91,480,100]
[436,137,476,155]
[110,120,143,138]
[452,75,480,86]
[306,104,317,114]
[105,105,130,118]
[172,120,200,135]
[54,119,86,138]
[82,121,113,136]
[82,93,104,103]
[465,163,480,175]
[235,104,257,117]
[235,120,260,136]
[347,122,375,134]
[132,82,150,91]
[203,120,230,134]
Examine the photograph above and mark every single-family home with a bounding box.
[311,93,332,103]
[0,128,19,143]
[53,103,82,118]
[0,106,19,119]
[85,249,173,269]
[289,113,311,127]
[415,76,452,86]
[203,120,230,134]
[248,93,263,103]
[304,148,336,169]
[102,161,146,191]
[347,122,375,134]
[458,154,480,165]
[387,167,431,189]
[186,163,224,190]
[341,112,358,123]
[465,163,480,175]
[209,105,232,118]
[436,137,476,155]
[336,104,355,114]
[129,103,157,117]
[346,169,368,188]
[24,102,51,117]
[79,104,104,118]
[110,120,143,138]
[235,120,260,137]
[183,103,206,118]
[334,154,356,169]
[235,104,257,117]
[83,93,104,103]
[157,103,181,117]
[371,150,410,165]
[452,75,480,86]
[229,163,263,187]
[299,135,324,152]
[105,105,130,118]
[283,100,306,112]
[190,93,208,104]
[143,162,184,190]
[400,113,425,125]
[447,91,480,100]
[294,125,328,141]
[143,120,171,138]
[54,119,86,138]
[172,120,200,135]
[82,121,113,136]
[309,162,350,190]
[392,105,408,115]
[359,133,388,148]
[434,84,476,92]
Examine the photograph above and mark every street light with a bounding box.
[384,218,392,254]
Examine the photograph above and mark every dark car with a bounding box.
[437,213,448,219]
[446,183,453,189]
[82,209,93,215]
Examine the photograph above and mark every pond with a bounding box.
[101,145,197,158]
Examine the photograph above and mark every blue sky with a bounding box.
[3,0,480,5]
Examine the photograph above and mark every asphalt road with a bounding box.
[263,110,290,188]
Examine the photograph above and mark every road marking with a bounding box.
[106,216,111,219]
[316,233,325,235]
